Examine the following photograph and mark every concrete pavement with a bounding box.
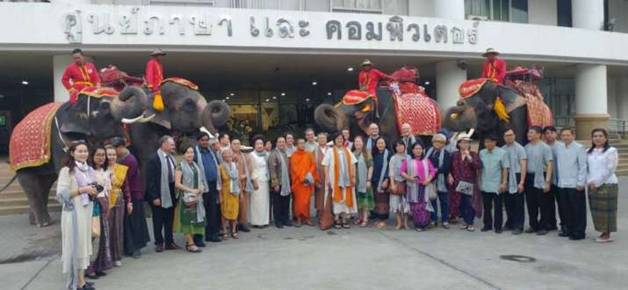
[3,180,628,290]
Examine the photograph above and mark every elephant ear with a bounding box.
[58,97,91,136]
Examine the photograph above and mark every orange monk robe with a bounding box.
[290,149,319,220]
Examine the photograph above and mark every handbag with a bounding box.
[456,180,475,196]
[183,192,198,207]
[422,159,438,201]
[391,180,406,196]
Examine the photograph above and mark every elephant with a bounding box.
[120,79,230,183]
[3,86,148,227]
[315,87,399,142]
[442,80,530,147]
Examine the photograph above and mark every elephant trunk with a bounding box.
[111,85,150,123]
[314,104,347,133]
[201,100,231,132]
[442,104,478,133]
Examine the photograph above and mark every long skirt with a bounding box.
[588,183,618,233]
[174,200,205,235]
[410,201,431,229]
[250,181,270,226]
[87,197,113,274]
[123,200,150,256]
[357,189,375,212]
[374,190,390,220]
[390,193,410,214]
[108,196,125,262]
[61,200,93,290]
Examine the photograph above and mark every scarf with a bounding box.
[403,135,416,151]
[238,152,255,193]
[74,161,93,207]
[427,147,446,192]
[227,162,240,195]
[505,143,520,194]
[180,160,206,223]
[405,158,434,212]
[277,149,291,196]
[355,151,368,193]
[376,149,390,192]
[157,149,174,208]
[332,146,355,207]
[195,145,222,191]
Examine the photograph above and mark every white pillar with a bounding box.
[574,64,609,137]
[436,61,467,110]
[53,55,72,103]
[572,0,605,30]
[433,0,465,20]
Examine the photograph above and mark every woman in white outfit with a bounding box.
[249,136,271,227]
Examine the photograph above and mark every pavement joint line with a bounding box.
[20,256,55,290]
[377,230,502,290]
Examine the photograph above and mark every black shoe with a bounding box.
[132,250,141,259]
[78,283,96,290]
[275,223,284,229]
[85,272,99,280]
[558,231,570,237]
[481,227,492,232]
[284,221,294,227]
[512,229,523,235]
[208,236,222,243]
[569,235,585,241]
[196,241,206,247]
[495,229,503,234]
[155,244,164,253]
[238,224,251,232]
[95,271,107,277]
[547,226,558,231]
[536,229,548,236]
[524,228,536,234]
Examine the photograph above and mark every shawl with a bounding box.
[179,160,206,223]
[195,145,222,191]
[157,149,174,208]
[332,146,355,207]
[426,147,446,192]
[278,149,292,196]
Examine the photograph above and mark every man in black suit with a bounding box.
[145,135,179,252]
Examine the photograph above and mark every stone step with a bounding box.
[0,196,58,207]
[1,189,56,199]
[0,203,61,216]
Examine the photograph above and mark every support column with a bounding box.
[53,55,72,103]
[574,64,609,138]
[436,61,467,110]
[572,0,605,30]
[433,0,465,20]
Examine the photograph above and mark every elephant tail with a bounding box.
[0,175,17,193]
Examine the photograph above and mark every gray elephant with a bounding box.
[121,79,230,182]
[3,86,148,226]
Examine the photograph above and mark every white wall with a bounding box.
[528,0,557,26]
[408,0,434,17]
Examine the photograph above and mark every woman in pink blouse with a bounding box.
[401,142,436,231]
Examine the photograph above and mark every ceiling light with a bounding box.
[21,80,29,85]
[265,98,270,102]
[280,92,286,96]
[347,67,354,72]
[424,81,431,85]
[305,98,310,102]
[272,96,277,100]
[327,92,332,96]
[229,92,235,96]
[225,96,230,100]
[311,81,317,86]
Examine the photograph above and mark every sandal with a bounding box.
[221,232,229,240]
[360,221,368,227]
[185,243,201,253]
[342,221,351,229]
[231,232,239,239]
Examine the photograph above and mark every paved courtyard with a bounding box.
[2,180,627,290]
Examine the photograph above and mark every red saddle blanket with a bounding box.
[9,103,62,171]
[459,78,489,99]
[394,93,441,136]
[79,86,119,98]
[509,80,553,127]
[162,77,199,91]
[342,90,371,106]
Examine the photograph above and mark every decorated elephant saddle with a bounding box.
[459,78,489,99]
[508,80,553,127]
[161,77,199,91]
[393,92,441,136]
[9,103,62,171]
[100,65,144,91]
[79,86,119,98]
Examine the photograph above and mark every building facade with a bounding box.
[1,0,627,148]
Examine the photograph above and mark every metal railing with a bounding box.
[608,118,627,139]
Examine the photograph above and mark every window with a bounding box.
[557,0,572,27]
[331,0,383,14]
[465,0,528,23]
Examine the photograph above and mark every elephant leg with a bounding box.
[509,106,529,146]
[38,174,57,227]
[17,172,50,227]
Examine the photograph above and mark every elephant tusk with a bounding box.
[122,114,144,124]
[467,128,475,137]
[138,113,156,123]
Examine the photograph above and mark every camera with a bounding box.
[89,182,104,194]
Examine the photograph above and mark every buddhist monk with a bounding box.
[290,139,319,226]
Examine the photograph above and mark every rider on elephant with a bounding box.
[481,48,507,85]
[61,48,101,104]
[358,59,394,102]
[145,48,167,112]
